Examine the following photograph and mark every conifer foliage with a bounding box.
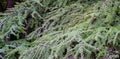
[0,0,120,59]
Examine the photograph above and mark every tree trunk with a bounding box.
[6,0,14,9]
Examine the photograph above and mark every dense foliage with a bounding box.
[0,0,120,59]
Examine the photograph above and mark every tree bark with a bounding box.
[6,0,14,9]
